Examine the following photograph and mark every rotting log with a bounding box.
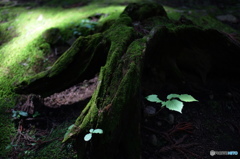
[14,2,240,159]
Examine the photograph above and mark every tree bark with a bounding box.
[14,2,240,159]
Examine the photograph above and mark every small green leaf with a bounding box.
[33,111,40,118]
[161,101,166,107]
[67,124,75,130]
[64,124,75,138]
[167,94,180,100]
[92,129,103,134]
[179,94,198,102]
[165,99,184,113]
[89,129,94,133]
[146,94,162,103]
[84,133,92,141]
[12,110,18,118]
[19,111,28,117]
[5,145,11,150]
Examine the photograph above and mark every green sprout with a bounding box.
[84,129,103,141]
[12,110,28,119]
[146,94,198,113]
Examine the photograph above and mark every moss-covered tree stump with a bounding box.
[14,2,240,159]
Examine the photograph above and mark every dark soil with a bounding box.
[9,75,98,158]
[11,72,240,159]
[141,76,240,159]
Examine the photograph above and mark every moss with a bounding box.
[21,120,77,159]
[164,6,182,20]
[39,42,51,56]
[64,14,136,140]
[42,27,61,45]
[143,16,174,31]
[0,3,125,158]
[121,2,167,21]
[2,1,239,158]
[63,13,146,157]
[187,15,238,33]
[14,33,111,96]
[96,38,145,138]
[0,96,16,158]
[0,4,125,83]
[96,19,116,32]
[97,12,119,31]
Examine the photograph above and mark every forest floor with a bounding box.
[141,78,240,159]
[1,0,240,158]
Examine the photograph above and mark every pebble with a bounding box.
[150,134,158,146]
[167,114,174,125]
[216,14,238,23]
[157,121,162,127]
[144,106,156,116]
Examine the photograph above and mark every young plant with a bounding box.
[72,19,98,37]
[12,110,28,119]
[84,129,103,141]
[146,94,198,113]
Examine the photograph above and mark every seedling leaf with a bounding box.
[19,111,28,117]
[161,101,166,107]
[67,124,75,130]
[167,94,180,100]
[89,129,94,133]
[5,145,11,150]
[84,133,92,141]
[179,94,198,102]
[93,129,103,134]
[146,95,162,103]
[33,111,40,118]
[165,99,183,113]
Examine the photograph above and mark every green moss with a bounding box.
[163,5,238,33]
[1,1,239,158]
[14,33,108,96]
[39,43,51,56]
[0,96,16,158]
[63,13,146,158]
[122,2,167,21]
[42,27,61,45]
[0,3,126,158]
[21,120,77,159]
[64,14,136,140]
[0,4,125,82]
[164,6,182,20]
[187,15,238,33]
[97,38,145,136]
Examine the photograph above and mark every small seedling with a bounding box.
[12,110,28,119]
[72,19,98,37]
[84,128,103,141]
[146,94,198,113]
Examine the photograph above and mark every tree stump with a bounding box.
[14,2,240,159]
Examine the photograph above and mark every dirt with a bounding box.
[141,76,240,159]
[43,75,98,108]
[8,75,98,158]
[11,70,240,159]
